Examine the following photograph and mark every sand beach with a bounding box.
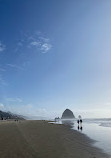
[0,120,109,158]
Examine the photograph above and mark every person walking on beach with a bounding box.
[77,115,83,130]
[78,115,82,124]
[80,119,82,124]
[77,119,79,124]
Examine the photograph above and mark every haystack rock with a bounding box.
[61,109,75,119]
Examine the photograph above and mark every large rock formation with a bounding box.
[61,109,75,119]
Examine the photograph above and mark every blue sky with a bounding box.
[0,0,111,118]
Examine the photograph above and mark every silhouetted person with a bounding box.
[77,120,79,124]
[80,119,82,123]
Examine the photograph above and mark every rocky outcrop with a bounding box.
[61,109,75,119]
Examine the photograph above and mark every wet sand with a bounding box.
[0,120,109,158]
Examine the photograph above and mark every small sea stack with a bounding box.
[61,109,75,119]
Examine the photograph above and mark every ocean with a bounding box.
[54,118,111,157]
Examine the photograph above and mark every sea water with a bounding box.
[75,119,111,156]
[55,118,111,157]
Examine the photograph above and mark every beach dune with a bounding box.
[0,120,109,158]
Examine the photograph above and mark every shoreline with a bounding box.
[0,120,110,158]
[50,121,110,157]
[51,119,111,156]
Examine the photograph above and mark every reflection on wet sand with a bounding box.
[61,119,83,131]
[77,125,83,131]
[61,119,74,128]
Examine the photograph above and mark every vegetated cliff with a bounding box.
[0,110,25,120]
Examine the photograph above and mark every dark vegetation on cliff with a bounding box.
[0,110,25,120]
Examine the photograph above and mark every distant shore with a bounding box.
[0,120,110,158]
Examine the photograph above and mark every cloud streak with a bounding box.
[0,41,6,52]
[40,43,52,53]
[0,68,6,72]
[0,75,7,86]
[6,97,23,103]
[7,64,24,70]
[16,31,52,53]
[29,34,52,53]
[0,103,5,110]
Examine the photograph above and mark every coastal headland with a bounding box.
[0,120,109,158]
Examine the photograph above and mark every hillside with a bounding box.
[0,110,25,120]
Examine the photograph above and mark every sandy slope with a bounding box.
[0,120,109,158]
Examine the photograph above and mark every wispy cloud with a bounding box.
[30,41,41,46]
[29,34,52,53]
[0,75,7,86]
[0,41,6,52]
[39,37,49,42]
[14,106,49,118]
[15,31,52,53]
[14,41,24,52]
[6,97,23,103]
[0,103,4,108]
[40,43,52,53]
[0,68,6,72]
[104,102,111,106]
[1,102,49,117]
[0,103,5,110]
[7,64,24,70]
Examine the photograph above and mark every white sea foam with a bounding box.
[78,118,111,156]
[55,118,111,156]
[99,122,111,128]
[83,118,111,128]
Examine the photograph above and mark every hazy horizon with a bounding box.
[0,0,111,118]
